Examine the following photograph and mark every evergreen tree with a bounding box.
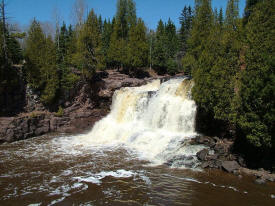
[218,8,224,26]
[237,0,274,149]
[126,0,137,28]
[108,0,137,69]
[243,0,261,25]
[127,18,148,70]
[108,21,127,69]
[7,33,23,64]
[40,36,58,104]
[182,0,213,74]
[179,6,193,53]
[152,20,168,74]
[98,15,103,33]
[225,0,239,29]
[25,19,58,105]
[101,19,113,68]
[25,19,46,88]
[73,9,104,78]
[165,18,178,59]
[165,18,179,74]
[191,0,241,134]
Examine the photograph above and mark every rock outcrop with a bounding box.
[0,70,154,143]
[191,135,275,183]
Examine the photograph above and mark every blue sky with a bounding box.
[7,0,246,30]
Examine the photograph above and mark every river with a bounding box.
[0,78,274,205]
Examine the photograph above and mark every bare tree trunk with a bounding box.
[71,0,87,27]
[1,0,8,65]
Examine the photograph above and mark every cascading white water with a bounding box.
[81,77,204,166]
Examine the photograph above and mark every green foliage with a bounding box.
[191,0,241,129]
[188,0,274,152]
[126,18,149,69]
[108,0,138,70]
[72,9,104,77]
[183,0,213,73]
[25,20,58,105]
[179,6,193,55]
[55,106,64,117]
[101,19,113,68]
[152,19,179,74]
[236,0,275,148]
[152,20,167,74]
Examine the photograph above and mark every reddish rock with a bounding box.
[0,70,149,143]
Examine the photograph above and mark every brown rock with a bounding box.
[222,161,240,173]
[196,149,209,161]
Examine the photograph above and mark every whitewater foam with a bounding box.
[76,78,202,166]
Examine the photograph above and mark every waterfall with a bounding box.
[82,77,204,167]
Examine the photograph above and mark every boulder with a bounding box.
[237,156,246,167]
[222,161,240,173]
[201,162,210,168]
[191,136,216,148]
[196,149,209,161]
[214,143,228,154]
[255,178,266,185]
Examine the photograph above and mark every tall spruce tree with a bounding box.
[237,0,274,149]
[108,0,137,69]
[165,18,179,74]
[73,9,104,78]
[127,18,148,70]
[179,6,193,55]
[152,20,168,74]
[182,0,213,74]
[101,19,113,68]
[25,19,58,105]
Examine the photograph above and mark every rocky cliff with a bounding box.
[0,70,154,143]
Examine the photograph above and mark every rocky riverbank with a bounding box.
[1,70,273,184]
[0,70,159,143]
[191,135,275,183]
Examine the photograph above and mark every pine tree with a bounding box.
[237,0,274,149]
[25,19,46,88]
[165,18,179,74]
[243,0,262,25]
[152,20,168,74]
[108,0,137,70]
[126,0,137,28]
[25,19,58,105]
[73,9,104,78]
[127,18,148,70]
[101,19,113,68]
[182,0,213,74]
[40,36,58,104]
[225,0,239,29]
[108,21,127,69]
[191,0,241,134]
[179,6,193,56]
[218,8,224,27]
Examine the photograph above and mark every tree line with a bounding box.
[0,0,274,156]
[188,0,274,163]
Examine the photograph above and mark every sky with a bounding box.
[6,0,246,30]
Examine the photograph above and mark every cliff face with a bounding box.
[0,70,150,143]
[0,66,26,117]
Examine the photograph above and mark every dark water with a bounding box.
[0,134,274,206]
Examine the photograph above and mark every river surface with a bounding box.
[1,78,274,205]
[0,134,274,206]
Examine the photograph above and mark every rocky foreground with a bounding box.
[191,135,275,184]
